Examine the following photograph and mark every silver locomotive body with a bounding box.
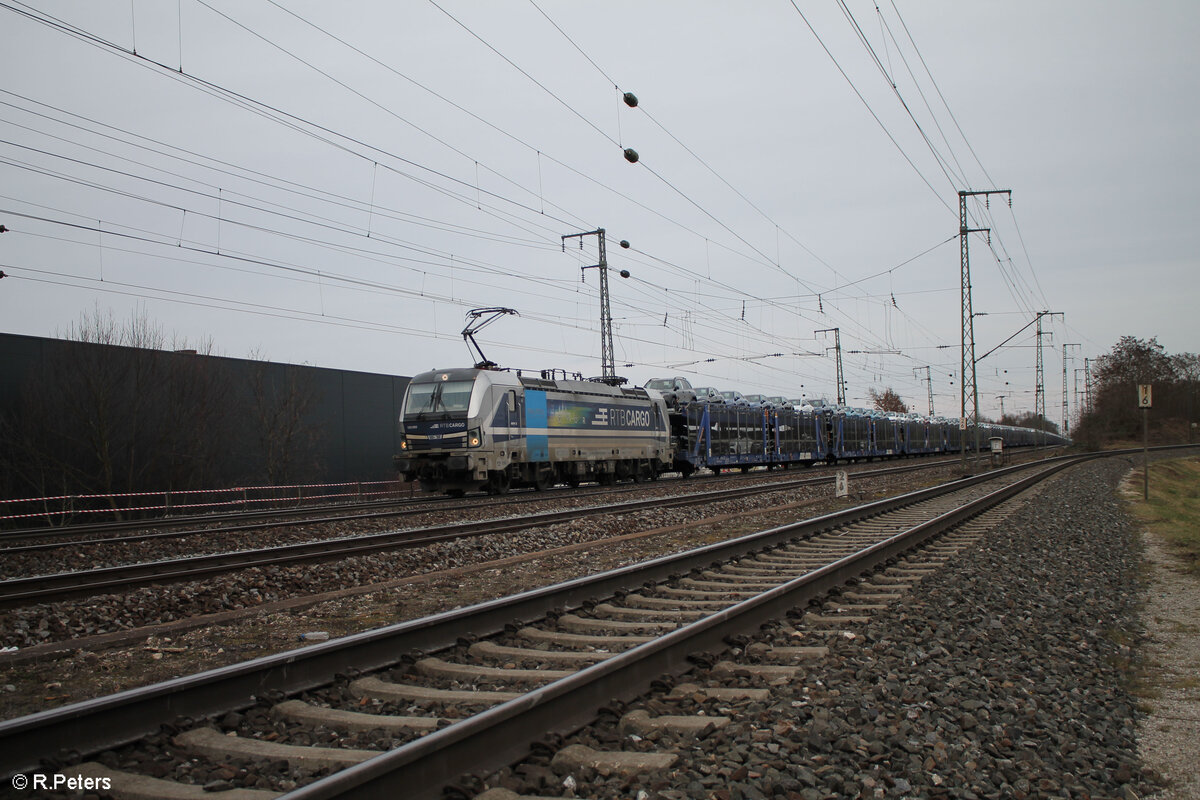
[394,368,671,495]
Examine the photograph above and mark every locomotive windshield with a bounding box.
[404,378,475,415]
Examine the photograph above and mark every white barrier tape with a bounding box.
[0,488,407,522]
[0,481,403,507]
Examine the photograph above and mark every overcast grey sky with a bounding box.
[1,1,1197,423]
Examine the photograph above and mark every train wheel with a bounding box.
[486,471,510,495]
[446,488,465,498]
[533,470,552,492]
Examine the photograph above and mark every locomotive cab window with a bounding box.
[404,379,475,415]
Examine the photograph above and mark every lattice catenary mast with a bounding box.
[816,328,845,406]
[958,189,1010,468]
[562,228,630,385]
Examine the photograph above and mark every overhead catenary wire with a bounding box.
[0,1,1057,409]
[2,104,916,383]
[0,90,563,248]
[5,0,826,309]
[786,0,956,218]
[528,0,868,297]
[4,0,928,320]
[0,1,595,235]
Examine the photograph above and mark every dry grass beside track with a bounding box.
[1121,457,1200,799]
[1127,456,1200,571]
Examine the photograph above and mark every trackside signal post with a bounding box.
[1139,384,1152,500]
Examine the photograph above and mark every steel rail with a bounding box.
[0,458,977,606]
[0,453,981,545]
[0,454,1088,778]
[290,453,1087,799]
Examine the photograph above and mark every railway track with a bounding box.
[0,455,980,551]
[0,452,1098,798]
[0,456,991,608]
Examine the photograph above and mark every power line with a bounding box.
[885,0,998,189]
[786,0,956,217]
[835,0,964,192]
[1,1,1046,399]
[0,92,561,249]
[0,0,593,234]
[4,0,960,364]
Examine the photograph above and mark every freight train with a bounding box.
[393,367,1066,495]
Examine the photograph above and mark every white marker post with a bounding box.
[835,470,849,499]
[1138,384,1152,500]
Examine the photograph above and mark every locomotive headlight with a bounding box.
[399,437,408,451]
[468,428,481,447]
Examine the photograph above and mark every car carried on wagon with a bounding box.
[692,386,725,403]
[643,377,698,409]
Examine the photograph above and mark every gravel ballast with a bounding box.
[2,452,1173,799]
[486,457,1159,800]
[0,463,975,651]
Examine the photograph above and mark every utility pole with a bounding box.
[1034,315,1045,451]
[959,188,1010,469]
[913,366,934,416]
[1062,342,1080,436]
[816,327,845,405]
[997,393,1008,419]
[1033,311,1063,451]
[1080,367,1089,431]
[562,228,630,385]
[1084,358,1094,416]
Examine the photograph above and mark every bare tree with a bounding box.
[1075,336,1198,445]
[1009,411,1060,434]
[0,307,233,512]
[1092,336,1176,386]
[868,387,909,413]
[246,352,323,484]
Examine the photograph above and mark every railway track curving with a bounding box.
[0,452,1102,798]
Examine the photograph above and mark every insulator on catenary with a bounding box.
[622,91,638,108]
[623,148,639,163]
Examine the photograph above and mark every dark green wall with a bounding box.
[0,332,410,492]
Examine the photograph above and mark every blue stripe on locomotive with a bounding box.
[526,389,549,461]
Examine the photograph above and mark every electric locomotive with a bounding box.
[394,368,672,495]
